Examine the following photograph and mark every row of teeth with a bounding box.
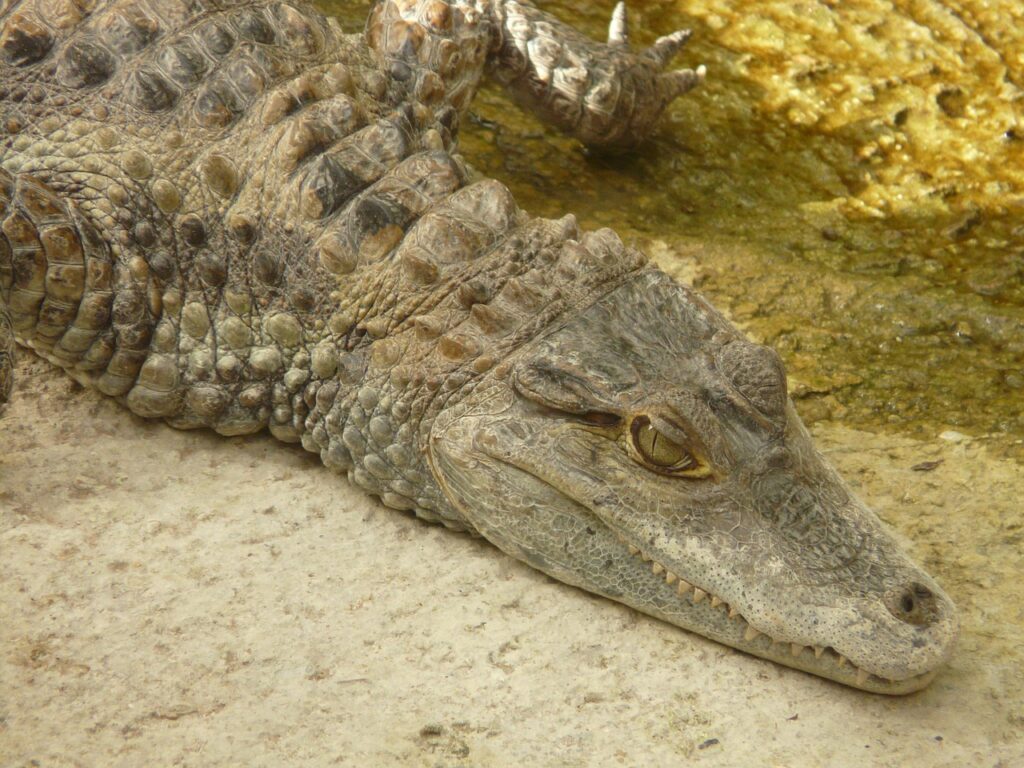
[626,543,884,687]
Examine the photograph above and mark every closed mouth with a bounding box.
[616,535,940,694]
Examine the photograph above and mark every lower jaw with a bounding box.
[617,536,939,695]
[719,622,939,695]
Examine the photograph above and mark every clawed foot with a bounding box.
[607,1,706,102]
[487,0,706,148]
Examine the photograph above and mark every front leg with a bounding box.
[365,1,703,149]
[488,1,705,148]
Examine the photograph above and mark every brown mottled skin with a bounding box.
[0,0,957,693]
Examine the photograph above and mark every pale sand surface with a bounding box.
[1,353,1022,767]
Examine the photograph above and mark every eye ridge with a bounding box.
[629,415,703,475]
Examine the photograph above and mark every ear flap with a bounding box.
[512,359,621,419]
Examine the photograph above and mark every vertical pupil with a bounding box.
[633,418,692,469]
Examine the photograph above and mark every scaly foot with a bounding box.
[489,0,706,148]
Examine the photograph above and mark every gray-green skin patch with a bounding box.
[0,0,956,693]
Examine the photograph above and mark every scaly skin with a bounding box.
[0,300,11,408]
[0,0,956,693]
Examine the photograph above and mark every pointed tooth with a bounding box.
[710,596,722,608]
[652,562,664,576]
[814,646,824,659]
[677,579,692,596]
[856,668,869,686]
[665,572,678,585]
[692,588,706,603]
[728,606,740,619]
[627,545,640,556]
[641,553,651,562]
[837,655,848,668]
[744,625,761,643]
[790,643,804,658]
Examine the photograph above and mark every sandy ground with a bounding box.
[1,353,1022,768]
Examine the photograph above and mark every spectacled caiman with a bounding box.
[0,0,959,693]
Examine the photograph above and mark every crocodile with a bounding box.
[0,0,958,694]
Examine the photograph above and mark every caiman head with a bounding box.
[429,269,959,694]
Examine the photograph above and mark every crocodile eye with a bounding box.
[629,416,708,476]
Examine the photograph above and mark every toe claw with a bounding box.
[645,29,693,67]
[608,1,629,47]
[661,65,706,99]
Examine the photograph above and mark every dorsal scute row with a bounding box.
[366,0,492,114]
[1,0,341,129]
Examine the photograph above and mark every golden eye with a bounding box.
[630,416,706,476]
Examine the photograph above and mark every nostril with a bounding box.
[886,582,940,627]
